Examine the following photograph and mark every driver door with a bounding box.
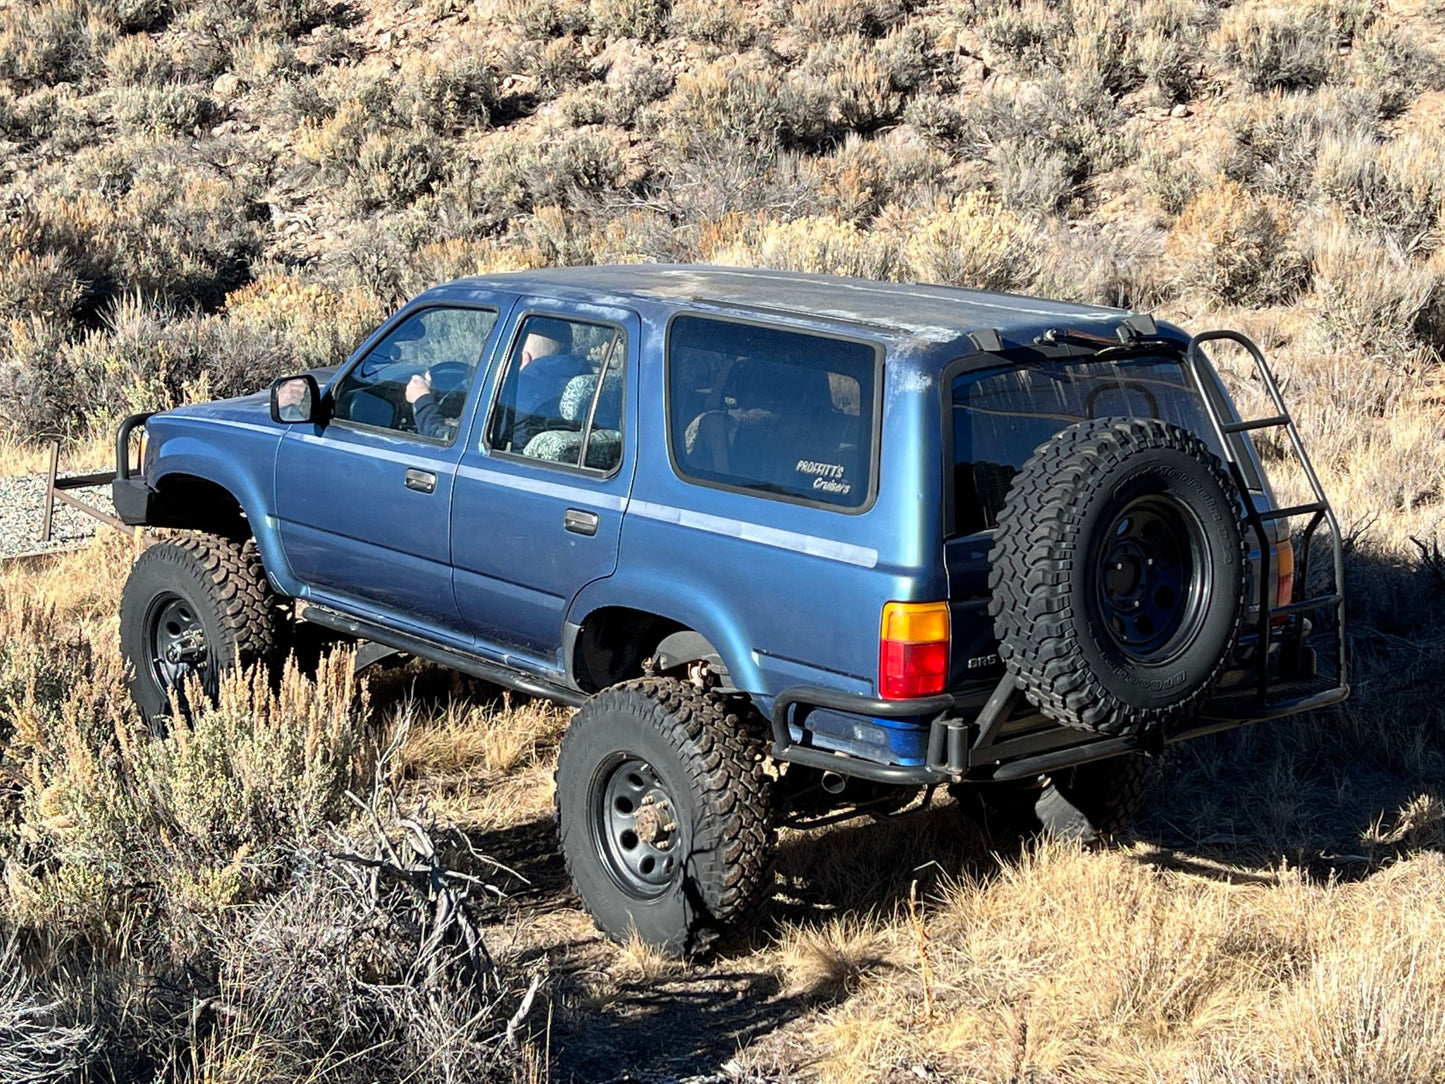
[275,302,507,638]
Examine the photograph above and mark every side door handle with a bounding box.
[405,468,437,494]
[564,508,599,536]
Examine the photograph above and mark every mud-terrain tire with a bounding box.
[555,679,775,957]
[990,417,1248,738]
[953,753,1162,842]
[120,534,280,725]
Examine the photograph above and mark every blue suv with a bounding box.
[114,265,1348,954]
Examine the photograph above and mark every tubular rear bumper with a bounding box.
[769,667,1350,787]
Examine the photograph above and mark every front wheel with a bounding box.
[119,534,281,726]
[555,679,775,957]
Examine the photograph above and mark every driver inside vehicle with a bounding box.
[404,370,447,439]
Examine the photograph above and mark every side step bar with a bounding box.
[297,602,589,708]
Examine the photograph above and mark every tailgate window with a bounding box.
[667,315,880,510]
[950,355,1232,536]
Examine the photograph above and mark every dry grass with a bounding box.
[3,0,1445,1078]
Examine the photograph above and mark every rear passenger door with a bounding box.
[452,303,639,671]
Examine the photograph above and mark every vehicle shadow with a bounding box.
[1127,536,1445,883]
[340,535,1445,1079]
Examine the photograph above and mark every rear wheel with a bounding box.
[120,534,280,726]
[953,754,1162,842]
[555,679,775,957]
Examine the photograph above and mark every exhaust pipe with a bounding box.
[820,771,847,794]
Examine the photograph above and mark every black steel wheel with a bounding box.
[990,418,1248,737]
[120,534,280,726]
[555,679,775,957]
[593,755,686,898]
[141,592,212,709]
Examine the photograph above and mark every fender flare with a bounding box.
[147,437,297,596]
[566,570,763,693]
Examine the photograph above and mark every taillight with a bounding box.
[879,601,950,700]
[1273,539,1295,627]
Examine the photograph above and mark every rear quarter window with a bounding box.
[667,315,879,510]
[950,355,1231,536]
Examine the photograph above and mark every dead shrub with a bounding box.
[590,0,671,40]
[897,191,1041,292]
[1212,0,1363,92]
[1166,177,1309,305]
[0,0,115,90]
[0,941,93,1084]
[1315,130,1445,253]
[668,0,755,49]
[792,0,904,39]
[1307,216,1444,360]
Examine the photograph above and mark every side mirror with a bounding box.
[270,374,321,424]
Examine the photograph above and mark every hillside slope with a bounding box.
[3,0,1445,1081]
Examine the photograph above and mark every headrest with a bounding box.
[559,369,623,424]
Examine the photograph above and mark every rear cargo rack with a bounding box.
[1183,329,1348,717]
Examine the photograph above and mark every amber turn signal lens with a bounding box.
[879,601,950,700]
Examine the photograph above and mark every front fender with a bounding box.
[146,420,296,595]
[567,568,765,695]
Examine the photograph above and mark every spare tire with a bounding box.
[989,417,1248,737]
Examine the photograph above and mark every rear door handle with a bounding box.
[564,508,599,536]
[405,468,437,494]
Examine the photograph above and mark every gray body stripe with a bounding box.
[629,500,878,568]
[165,421,873,568]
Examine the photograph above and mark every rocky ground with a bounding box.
[0,473,116,560]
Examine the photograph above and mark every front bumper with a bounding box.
[112,412,155,525]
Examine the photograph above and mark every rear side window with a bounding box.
[667,315,878,510]
[950,355,1227,536]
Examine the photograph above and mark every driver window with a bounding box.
[331,306,498,444]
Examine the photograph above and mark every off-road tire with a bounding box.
[554,679,775,957]
[953,753,1161,842]
[120,533,280,725]
[989,417,1248,738]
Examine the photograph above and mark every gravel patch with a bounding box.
[0,473,116,560]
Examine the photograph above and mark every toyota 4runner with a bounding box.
[113,265,1348,954]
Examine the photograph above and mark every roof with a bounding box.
[437,264,1137,347]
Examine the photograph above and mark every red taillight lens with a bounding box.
[1273,540,1295,628]
[879,601,950,700]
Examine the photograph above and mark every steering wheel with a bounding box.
[426,360,472,395]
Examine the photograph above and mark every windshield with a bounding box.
[949,354,1236,537]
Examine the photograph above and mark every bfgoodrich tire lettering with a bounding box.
[554,679,775,957]
[989,418,1248,737]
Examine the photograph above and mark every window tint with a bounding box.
[667,316,877,509]
[487,315,626,472]
[950,356,1226,536]
[331,307,497,443]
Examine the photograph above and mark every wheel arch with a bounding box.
[564,581,761,694]
[146,446,294,596]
